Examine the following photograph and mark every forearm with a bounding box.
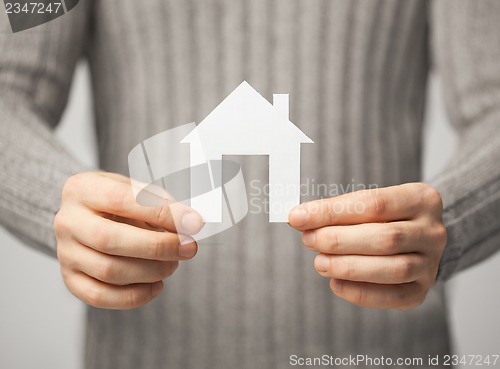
[0,98,85,255]
[432,115,500,281]
[0,1,92,255]
[430,0,500,281]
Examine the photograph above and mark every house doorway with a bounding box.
[222,155,270,221]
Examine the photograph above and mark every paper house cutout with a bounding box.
[181,81,313,222]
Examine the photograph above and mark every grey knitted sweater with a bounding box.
[1,1,500,368]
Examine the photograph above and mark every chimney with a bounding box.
[273,94,289,121]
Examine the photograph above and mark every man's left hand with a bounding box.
[289,183,447,311]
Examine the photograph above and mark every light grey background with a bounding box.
[0,63,499,369]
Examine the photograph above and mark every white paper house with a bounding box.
[181,81,313,222]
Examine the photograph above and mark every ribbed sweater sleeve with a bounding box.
[430,0,500,281]
[0,3,91,257]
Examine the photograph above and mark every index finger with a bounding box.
[75,174,204,235]
[288,184,421,231]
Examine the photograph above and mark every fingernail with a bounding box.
[152,281,164,297]
[179,241,197,258]
[331,279,342,293]
[302,231,316,247]
[182,211,203,234]
[315,254,330,272]
[289,207,308,227]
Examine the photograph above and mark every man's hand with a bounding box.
[54,172,204,310]
[289,183,447,311]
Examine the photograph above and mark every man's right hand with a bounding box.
[54,172,204,310]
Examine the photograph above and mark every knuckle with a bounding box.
[124,288,148,309]
[56,242,68,263]
[395,256,415,282]
[106,186,131,213]
[365,192,386,218]
[56,244,79,272]
[95,258,116,282]
[433,224,448,249]
[420,185,443,211]
[151,232,166,260]
[327,229,342,253]
[155,202,173,229]
[92,222,112,251]
[354,286,368,306]
[59,265,73,283]
[85,286,105,307]
[53,211,69,236]
[62,174,83,200]
[394,287,411,309]
[326,202,339,224]
[381,226,403,253]
[56,243,64,261]
[344,258,356,280]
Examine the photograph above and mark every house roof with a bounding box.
[181,81,313,144]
